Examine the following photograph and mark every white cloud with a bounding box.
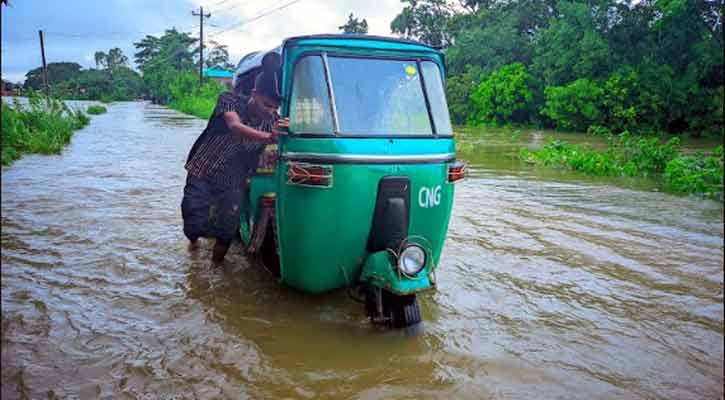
[199,0,406,62]
[1,0,407,83]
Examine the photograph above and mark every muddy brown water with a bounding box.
[2,101,723,399]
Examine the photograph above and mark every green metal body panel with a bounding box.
[239,36,456,294]
[359,251,433,295]
[274,138,454,293]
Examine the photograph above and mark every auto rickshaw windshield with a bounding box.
[289,55,452,136]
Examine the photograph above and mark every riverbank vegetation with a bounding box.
[392,0,722,137]
[1,93,90,166]
[519,131,724,199]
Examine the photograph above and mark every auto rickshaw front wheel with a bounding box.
[364,286,421,328]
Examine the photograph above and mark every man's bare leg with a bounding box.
[212,238,231,265]
[188,237,199,251]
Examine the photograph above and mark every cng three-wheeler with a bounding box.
[234,34,465,328]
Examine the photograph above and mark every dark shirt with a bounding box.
[185,92,275,189]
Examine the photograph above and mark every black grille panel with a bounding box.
[367,176,410,252]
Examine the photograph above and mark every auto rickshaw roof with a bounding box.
[235,35,440,74]
[281,34,442,52]
[233,34,444,89]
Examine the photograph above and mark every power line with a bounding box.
[207,0,303,38]
[210,0,246,15]
[208,0,286,35]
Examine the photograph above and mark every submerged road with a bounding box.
[1,101,723,399]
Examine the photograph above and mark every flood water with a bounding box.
[2,101,723,399]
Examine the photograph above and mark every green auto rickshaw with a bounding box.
[234,34,465,328]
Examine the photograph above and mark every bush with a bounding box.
[602,68,640,132]
[609,131,680,176]
[86,105,107,115]
[520,140,621,176]
[520,132,723,199]
[664,146,724,200]
[541,78,604,131]
[470,63,534,125]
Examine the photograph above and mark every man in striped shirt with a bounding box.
[182,53,282,264]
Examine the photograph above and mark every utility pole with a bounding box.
[38,29,49,97]
[192,6,211,87]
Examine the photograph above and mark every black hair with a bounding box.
[254,52,282,103]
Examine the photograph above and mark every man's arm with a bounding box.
[223,111,277,142]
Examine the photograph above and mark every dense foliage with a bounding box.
[520,132,724,199]
[392,0,723,135]
[130,28,232,117]
[22,49,144,101]
[1,93,90,166]
[23,62,83,90]
[470,63,534,124]
[134,28,199,104]
[664,146,724,199]
[17,29,233,107]
[168,71,226,119]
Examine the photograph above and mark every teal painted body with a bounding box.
[242,35,458,294]
[360,251,433,295]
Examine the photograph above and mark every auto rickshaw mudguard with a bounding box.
[360,250,433,296]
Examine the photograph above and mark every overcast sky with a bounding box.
[1,0,406,83]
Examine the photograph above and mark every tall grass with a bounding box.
[1,93,90,166]
[170,96,218,119]
[168,72,226,119]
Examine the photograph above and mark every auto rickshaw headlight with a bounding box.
[398,245,427,276]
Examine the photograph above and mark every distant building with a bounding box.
[1,79,17,96]
[203,68,234,88]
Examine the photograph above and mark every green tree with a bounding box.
[445,64,484,124]
[23,62,82,90]
[470,63,535,124]
[339,13,369,34]
[390,0,452,47]
[133,28,198,104]
[94,51,107,69]
[532,1,611,86]
[205,40,234,70]
[445,8,533,76]
[106,48,129,71]
[542,78,605,131]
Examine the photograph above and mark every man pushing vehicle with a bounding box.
[181,52,283,264]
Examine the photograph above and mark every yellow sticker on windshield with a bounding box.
[405,65,417,76]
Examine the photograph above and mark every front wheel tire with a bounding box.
[387,293,421,328]
[365,286,422,328]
